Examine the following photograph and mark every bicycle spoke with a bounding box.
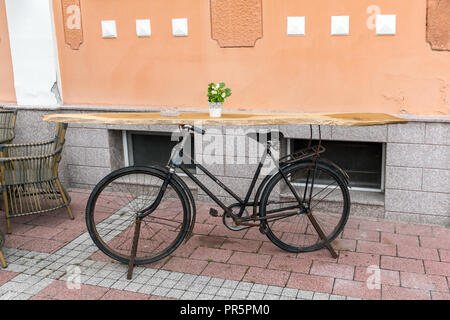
[87,168,189,265]
[260,161,349,252]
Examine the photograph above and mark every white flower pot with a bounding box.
[208,102,223,117]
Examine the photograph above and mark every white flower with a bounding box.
[211,90,217,95]
[222,93,226,98]
[215,84,220,90]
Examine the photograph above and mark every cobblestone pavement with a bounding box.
[0,190,449,300]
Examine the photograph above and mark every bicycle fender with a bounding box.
[149,165,197,243]
[252,174,273,216]
[316,158,350,186]
[279,158,350,186]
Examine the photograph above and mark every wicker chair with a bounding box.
[0,109,17,266]
[0,232,5,268]
[0,123,73,234]
[0,109,17,144]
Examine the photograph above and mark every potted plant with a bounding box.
[207,82,232,117]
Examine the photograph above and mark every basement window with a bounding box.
[124,131,195,172]
[288,139,385,191]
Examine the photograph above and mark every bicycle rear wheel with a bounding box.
[259,160,350,253]
[86,166,191,265]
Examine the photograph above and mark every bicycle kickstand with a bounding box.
[127,218,142,280]
[306,210,338,259]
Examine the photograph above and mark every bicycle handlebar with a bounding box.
[182,125,206,135]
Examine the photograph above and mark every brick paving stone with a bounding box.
[431,227,450,239]
[202,285,220,295]
[297,248,337,262]
[312,292,330,300]
[192,223,215,236]
[257,242,295,257]
[19,239,66,254]
[228,251,271,268]
[34,280,109,300]
[0,271,19,286]
[24,226,64,239]
[201,262,247,281]
[439,249,450,263]
[381,256,425,273]
[163,257,208,275]
[420,236,450,250]
[220,238,262,253]
[330,294,347,300]
[251,284,268,293]
[231,289,250,299]
[208,277,225,287]
[186,283,206,293]
[382,285,431,300]
[310,261,354,280]
[216,287,234,298]
[243,267,290,287]
[100,289,150,300]
[185,235,226,249]
[395,223,434,237]
[353,267,400,286]
[169,244,196,258]
[197,293,214,300]
[431,291,450,300]
[27,215,67,228]
[167,288,185,299]
[152,287,170,297]
[381,232,419,247]
[400,272,449,292]
[4,223,35,236]
[209,225,246,239]
[148,295,175,300]
[357,240,396,256]
[267,256,311,273]
[236,282,253,291]
[358,220,395,233]
[190,247,232,263]
[331,239,357,252]
[423,260,450,277]
[4,235,31,248]
[263,293,280,300]
[1,194,449,301]
[397,245,439,261]
[281,287,298,297]
[333,279,381,300]
[52,229,84,242]
[287,273,334,294]
[243,229,269,242]
[344,218,361,230]
[265,285,283,295]
[296,290,314,300]
[193,275,212,285]
[247,292,264,300]
[181,291,200,300]
[338,251,380,267]
[342,228,380,242]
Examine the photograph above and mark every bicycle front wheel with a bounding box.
[86,166,191,265]
[259,160,350,253]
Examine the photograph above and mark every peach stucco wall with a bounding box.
[0,0,16,104]
[53,0,449,115]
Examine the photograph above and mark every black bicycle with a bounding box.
[86,124,350,277]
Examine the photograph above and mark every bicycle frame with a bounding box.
[110,124,340,279]
[164,125,323,226]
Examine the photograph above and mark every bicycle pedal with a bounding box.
[209,208,219,217]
